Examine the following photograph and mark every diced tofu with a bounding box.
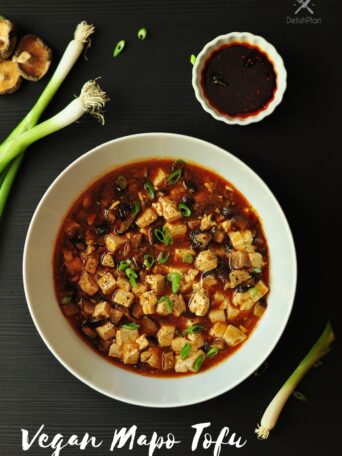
[213,229,225,243]
[136,334,149,351]
[171,337,187,353]
[140,290,157,314]
[65,257,83,276]
[220,220,232,234]
[92,301,111,319]
[249,252,263,269]
[200,214,216,231]
[228,270,251,288]
[116,328,139,346]
[96,322,116,340]
[108,341,122,358]
[209,309,226,323]
[164,222,187,237]
[122,341,140,364]
[227,303,240,320]
[214,291,226,303]
[233,280,269,310]
[184,268,199,283]
[189,288,210,316]
[171,294,186,317]
[82,326,97,339]
[250,281,269,302]
[105,233,126,253]
[132,282,148,296]
[210,322,228,338]
[162,351,175,371]
[146,274,165,295]
[117,276,131,291]
[175,350,205,373]
[195,249,218,272]
[101,252,115,268]
[187,333,205,349]
[79,271,99,296]
[85,255,98,274]
[159,196,182,222]
[229,251,251,269]
[113,289,134,307]
[254,302,266,317]
[151,168,167,188]
[157,325,175,347]
[152,201,163,216]
[97,272,116,295]
[223,325,247,347]
[156,298,171,316]
[140,317,158,335]
[136,208,158,228]
[174,248,195,261]
[82,300,95,315]
[228,230,254,252]
[109,308,124,325]
[140,347,160,368]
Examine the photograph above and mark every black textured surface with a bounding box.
[0,1,340,455]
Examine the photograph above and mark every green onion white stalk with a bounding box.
[0,80,108,174]
[255,322,335,439]
[0,21,95,217]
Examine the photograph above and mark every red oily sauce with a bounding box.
[201,43,277,118]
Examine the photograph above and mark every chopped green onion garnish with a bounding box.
[137,27,147,40]
[180,342,192,360]
[113,40,126,57]
[171,159,185,171]
[167,271,182,293]
[61,296,72,305]
[206,346,220,358]
[184,324,203,334]
[143,253,155,270]
[115,175,127,191]
[293,391,308,402]
[144,179,155,198]
[158,295,173,313]
[178,202,191,217]
[121,322,140,330]
[118,259,131,271]
[131,199,141,216]
[253,268,262,273]
[157,251,169,264]
[193,353,205,371]
[126,267,138,287]
[182,253,194,264]
[154,226,173,245]
[166,168,182,185]
[190,54,197,65]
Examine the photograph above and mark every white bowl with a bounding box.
[192,32,287,125]
[23,132,296,407]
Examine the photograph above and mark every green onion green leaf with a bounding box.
[178,202,191,217]
[143,253,155,270]
[158,295,173,313]
[182,253,194,264]
[171,159,185,171]
[206,346,220,358]
[183,324,203,335]
[180,342,192,360]
[157,251,169,264]
[144,179,155,199]
[137,27,147,40]
[113,39,126,57]
[126,267,138,287]
[61,296,72,305]
[167,271,182,293]
[154,226,173,245]
[193,353,205,371]
[293,391,308,402]
[121,322,140,330]
[131,199,141,216]
[190,54,197,65]
[118,259,131,271]
[166,168,182,185]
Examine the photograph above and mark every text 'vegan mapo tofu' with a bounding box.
[54,159,269,376]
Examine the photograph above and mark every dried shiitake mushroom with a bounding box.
[13,34,51,81]
[0,59,21,94]
[0,17,17,60]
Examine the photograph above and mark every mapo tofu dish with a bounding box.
[54,159,269,376]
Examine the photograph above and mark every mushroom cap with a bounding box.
[0,18,17,60]
[0,59,22,95]
[13,34,52,81]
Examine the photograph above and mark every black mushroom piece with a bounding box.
[95,221,110,236]
[114,175,127,192]
[202,261,230,281]
[231,214,249,230]
[183,179,198,193]
[190,230,212,250]
[116,213,137,234]
[180,195,195,208]
[87,317,107,328]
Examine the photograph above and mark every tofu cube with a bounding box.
[116,328,139,346]
[140,347,160,368]
[132,282,148,296]
[184,268,199,283]
[171,337,187,353]
[101,252,115,268]
[157,325,175,347]
[174,248,195,261]
[159,197,182,222]
[249,252,263,269]
[92,301,111,319]
[228,230,254,251]
[189,288,210,316]
[175,350,205,373]
[164,222,187,237]
[105,233,126,253]
[210,322,228,338]
[136,334,149,351]
[113,289,134,307]
[209,309,226,323]
[140,291,157,314]
[108,341,122,358]
[117,276,131,291]
[97,272,116,295]
[187,333,205,349]
[156,298,172,316]
[220,220,232,234]
[85,255,98,274]
[79,271,99,296]
[146,274,165,295]
[162,351,175,371]
[227,303,240,320]
[96,322,116,340]
[195,250,218,272]
[200,214,216,231]
[171,294,186,317]
[122,341,140,364]
[136,208,158,228]
[109,308,124,325]
[228,270,251,288]
[151,168,167,188]
[223,325,247,347]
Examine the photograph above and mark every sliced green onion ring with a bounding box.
[206,346,220,358]
[61,296,72,305]
[144,179,155,198]
[293,391,308,402]
[131,199,141,216]
[143,253,155,270]
[178,202,191,217]
[180,342,192,360]
[183,324,203,335]
[167,271,182,293]
[193,353,205,371]
[171,159,185,171]
[182,253,193,264]
[121,322,140,330]
[113,40,126,57]
[157,251,169,264]
[137,27,147,40]
[154,226,173,245]
[190,54,197,65]
[125,267,138,287]
[166,168,182,185]
[118,259,131,271]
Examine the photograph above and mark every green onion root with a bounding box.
[255,322,335,439]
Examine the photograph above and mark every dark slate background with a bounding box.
[0,0,340,454]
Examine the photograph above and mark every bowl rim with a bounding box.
[23,132,297,407]
[192,31,287,125]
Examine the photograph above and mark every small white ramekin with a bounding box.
[192,32,287,125]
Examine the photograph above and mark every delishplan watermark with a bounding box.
[287,0,322,24]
